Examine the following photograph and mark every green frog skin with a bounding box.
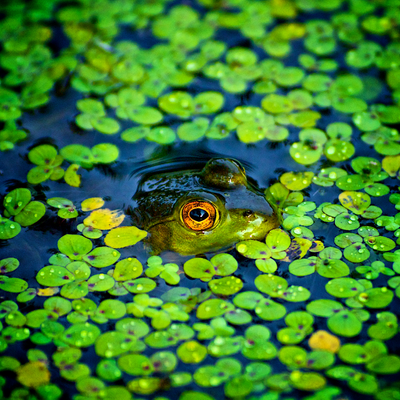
[133,158,281,255]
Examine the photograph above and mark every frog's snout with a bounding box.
[239,209,270,228]
[241,207,281,236]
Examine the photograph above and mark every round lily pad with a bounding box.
[61,322,101,347]
[367,355,400,374]
[194,92,224,114]
[208,276,243,295]
[87,274,115,292]
[224,376,253,398]
[0,218,21,240]
[318,259,350,278]
[255,299,287,321]
[339,191,371,215]
[289,257,319,276]
[0,277,28,293]
[177,118,209,142]
[36,266,75,287]
[324,139,355,162]
[196,299,234,319]
[95,331,135,358]
[123,278,156,294]
[91,117,120,135]
[326,278,364,298]
[343,243,370,263]
[83,247,120,268]
[280,172,314,191]
[60,280,88,299]
[58,234,92,260]
[184,258,214,281]
[308,330,341,353]
[0,258,19,274]
[121,126,150,143]
[92,144,119,164]
[327,310,362,337]
[158,92,194,118]
[236,241,271,259]
[358,288,394,309]
[255,274,288,296]
[127,107,163,125]
[113,258,143,281]
[290,371,326,391]
[96,359,122,382]
[3,188,31,216]
[233,291,264,310]
[210,253,238,276]
[146,127,176,146]
[290,141,323,165]
[177,340,207,364]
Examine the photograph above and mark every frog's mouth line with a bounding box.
[146,217,219,234]
[145,216,175,231]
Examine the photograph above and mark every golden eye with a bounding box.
[181,201,217,231]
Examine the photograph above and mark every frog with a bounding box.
[132,158,281,255]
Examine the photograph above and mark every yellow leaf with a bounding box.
[84,208,125,230]
[270,0,297,18]
[309,240,324,253]
[17,361,51,388]
[37,287,60,296]
[81,197,105,212]
[308,330,341,353]
[282,237,312,261]
[339,191,371,215]
[270,23,305,40]
[280,171,314,191]
[65,163,81,187]
[105,226,147,248]
[382,155,400,177]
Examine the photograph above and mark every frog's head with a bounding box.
[133,158,281,255]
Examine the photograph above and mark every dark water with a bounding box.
[1,2,400,400]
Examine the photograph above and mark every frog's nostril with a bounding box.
[243,210,253,217]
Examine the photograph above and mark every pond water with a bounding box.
[0,1,400,400]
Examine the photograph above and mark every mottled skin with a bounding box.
[133,158,281,255]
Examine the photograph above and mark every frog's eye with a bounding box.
[181,201,218,231]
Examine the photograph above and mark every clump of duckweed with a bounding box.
[26,143,119,187]
[1,188,45,240]
[145,256,180,285]
[47,197,78,219]
[27,145,65,185]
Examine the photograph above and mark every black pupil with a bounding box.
[189,208,209,222]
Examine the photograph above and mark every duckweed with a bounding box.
[2,0,400,399]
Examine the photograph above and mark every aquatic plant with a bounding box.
[0,188,45,240]
[1,0,400,399]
